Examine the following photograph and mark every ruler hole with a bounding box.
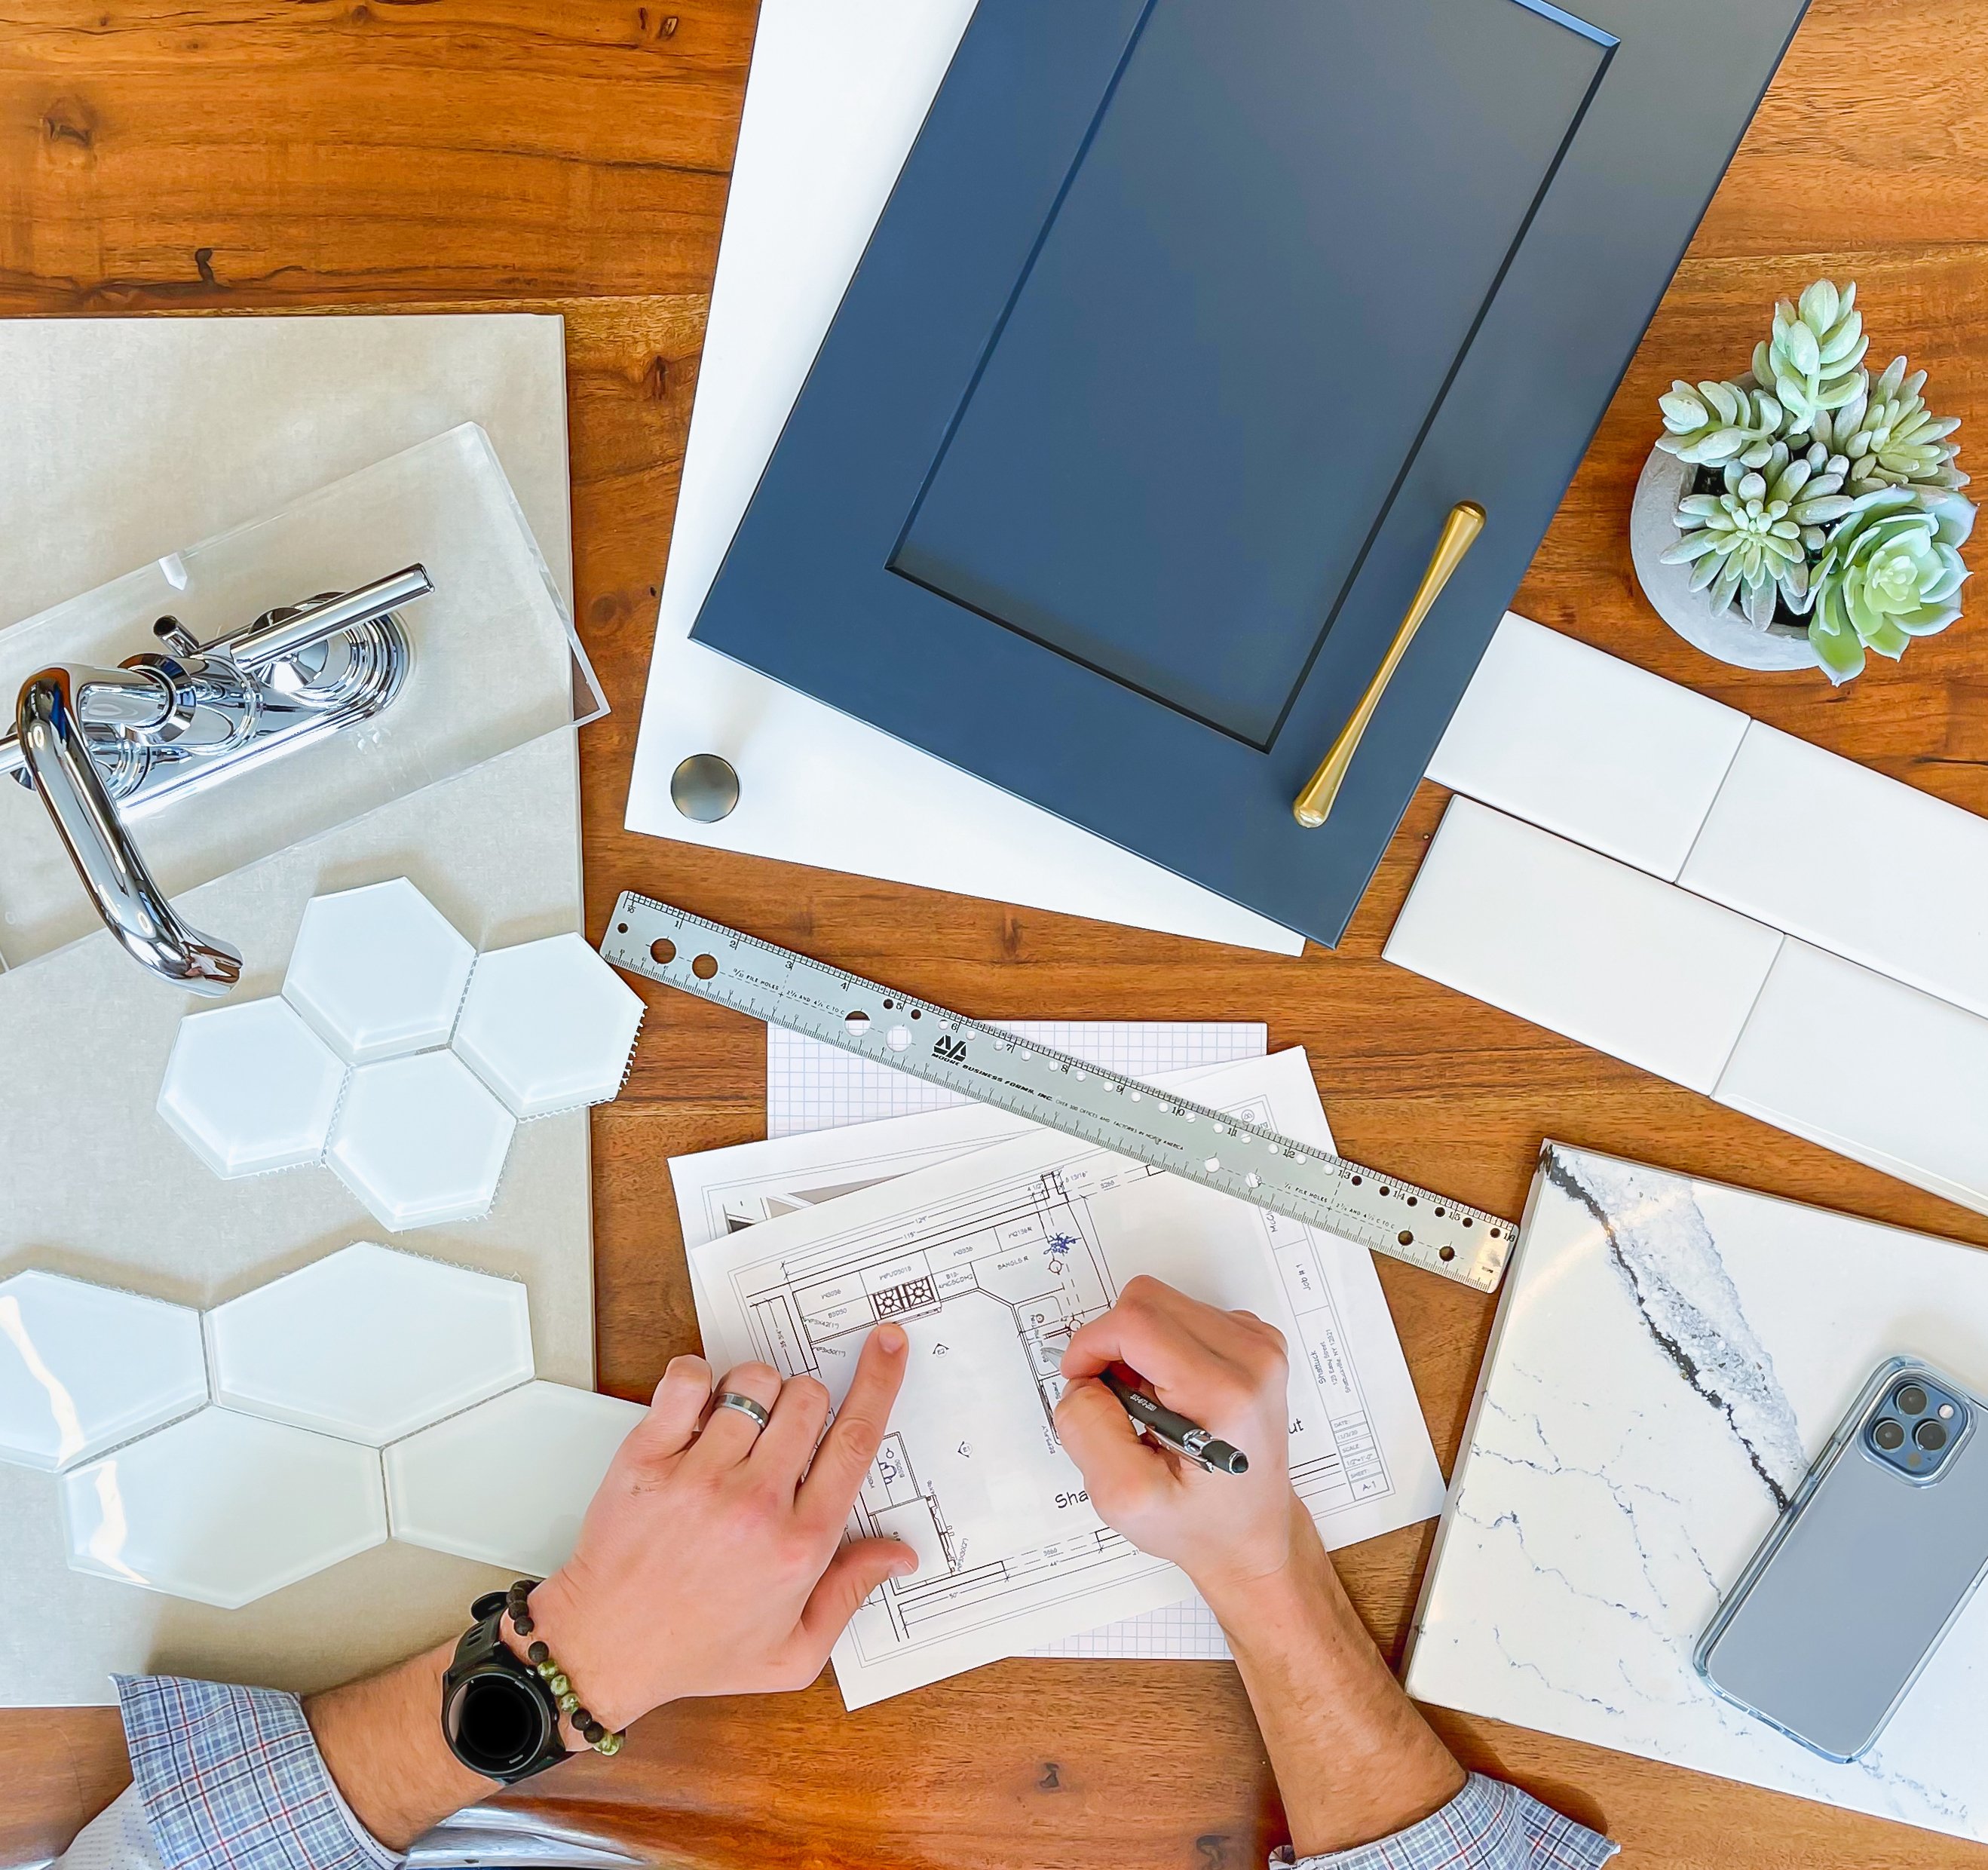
[1406,1196,1417,1207]
[1380,1186,1392,1198]
[1462,1217,1474,1228]
[1204,1156,1221,1173]
[887,1024,912,1051]
[1245,1172,1260,1189]
[691,952,718,980]
[1129,1090,1141,1102]
[911,1009,922,1019]
[1435,1208,1446,1219]
[616,921,629,934]
[883,998,895,1010]
[1439,1245,1456,1262]
[1398,1230,1414,1247]
[845,1010,871,1035]
[1350,1174,1362,1185]
[651,938,677,966]
[1490,1228,1502,1239]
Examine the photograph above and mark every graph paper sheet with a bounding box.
[677,1045,1444,1685]
[767,1021,1268,1137]
[767,1021,1266,1656]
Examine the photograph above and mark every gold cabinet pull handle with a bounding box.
[1291,501,1486,829]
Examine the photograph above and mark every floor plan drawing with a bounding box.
[682,1050,1447,1706]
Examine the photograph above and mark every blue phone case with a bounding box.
[1696,1356,1988,1761]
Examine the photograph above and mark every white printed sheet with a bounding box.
[674,1050,1444,1706]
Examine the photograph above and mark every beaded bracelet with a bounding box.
[506,1577,626,1757]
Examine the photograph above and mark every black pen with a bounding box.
[1101,1370,1249,1475]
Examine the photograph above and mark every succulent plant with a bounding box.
[1650,277,1974,681]
[1752,279,1870,431]
[1659,442,1853,627]
[1798,488,1974,683]
[1656,378,1785,468]
[1808,354,1970,507]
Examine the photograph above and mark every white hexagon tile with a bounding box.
[284,878,477,1064]
[207,1241,535,1445]
[0,1271,207,1472]
[453,933,644,1119]
[61,1408,390,1609]
[10,1243,633,1608]
[155,877,640,1233]
[328,1052,516,1232]
[158,997,345,1178]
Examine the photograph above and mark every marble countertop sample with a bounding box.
[1407,1143,1988,1847]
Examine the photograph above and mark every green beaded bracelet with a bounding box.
[505,1577,626,1758]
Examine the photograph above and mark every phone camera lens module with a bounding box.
[1896,1384,1929,1416]
[1873,1418,1907,1451]
[1916,1419,1950,1452]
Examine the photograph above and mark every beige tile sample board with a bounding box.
[0,314,594,1706]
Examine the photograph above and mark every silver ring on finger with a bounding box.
[712,1390,771,1433]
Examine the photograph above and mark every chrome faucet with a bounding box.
[2,566,428,995]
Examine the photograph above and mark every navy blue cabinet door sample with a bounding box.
[691,0,1809,947]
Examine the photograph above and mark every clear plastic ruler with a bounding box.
[602,891,1514,1292]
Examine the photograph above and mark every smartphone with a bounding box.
[1696,1357,1988,1761]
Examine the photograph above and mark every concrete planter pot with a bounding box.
[1629,442,1821,673]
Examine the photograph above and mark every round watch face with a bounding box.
[447,1669,558,1778]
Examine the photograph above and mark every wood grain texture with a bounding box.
[5,2,1988,1865]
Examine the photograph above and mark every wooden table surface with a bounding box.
[5,3,1988,1865]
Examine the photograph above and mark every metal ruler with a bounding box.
[602,891,1515,1292]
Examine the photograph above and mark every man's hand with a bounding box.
[309,1326,914,1850]
[1055,1277,1465,1859]
[1055,1274,1299,1600]
[519,1324,917,1731]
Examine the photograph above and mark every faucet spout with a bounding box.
[16,666,243,996]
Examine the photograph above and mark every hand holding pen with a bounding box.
[1101,1369,1249,1474]
[1053,1275,1303,1599]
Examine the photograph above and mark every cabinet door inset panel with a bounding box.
[892,0,1610,747]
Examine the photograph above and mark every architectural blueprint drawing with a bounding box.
[762,1024,1267,1660]
[678,1050,1445,1706]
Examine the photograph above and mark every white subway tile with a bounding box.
[1714,940,1988,1217]
[1429,614,1748,878]
[1383,798,1781,1094]
[1681,722,1988,1022]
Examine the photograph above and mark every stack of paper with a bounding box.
[673,1044,1444,1705]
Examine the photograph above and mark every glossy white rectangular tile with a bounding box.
[1680,722,1988,1022]
[1714,940,1988,1217]
[1383,798,1782,1095]
[1429,614,1749,879]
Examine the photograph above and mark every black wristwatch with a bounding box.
[440,1590,568,1783]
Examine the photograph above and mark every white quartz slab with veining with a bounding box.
[1408,1145,1988,1844]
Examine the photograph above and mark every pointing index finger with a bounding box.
[798,1323,909,1533]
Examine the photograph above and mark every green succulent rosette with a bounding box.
[1792,488,1974,683]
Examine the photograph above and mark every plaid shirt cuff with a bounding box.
[115,1675,404,1870]
[1273,1773,1617,1870]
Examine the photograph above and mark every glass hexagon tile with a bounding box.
[0,1271,207,1472]
[385,1381,645,1575]
[207,1242,534,1445]
[157,997,346,1178]
[328,1052,516,1231]
[454,933,645,1118]
[283,878,477,1064]
[155,876,635,1231]
[3,1242,620,1608]
[60,1407,389,1608]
